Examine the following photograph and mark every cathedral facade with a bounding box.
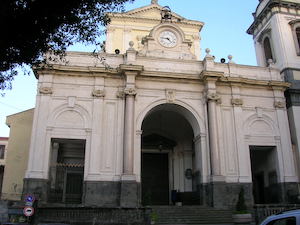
[20,0,300,210]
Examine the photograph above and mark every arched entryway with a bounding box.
[140,103,203,205]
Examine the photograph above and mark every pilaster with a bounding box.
[119,63,143,207]
[201,51,224,181]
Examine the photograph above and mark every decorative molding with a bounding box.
[165,89,176,103]
[274,101,285,109]
[92,89,105,98]
[231,98,243,106]
[39,87,53,95]
[116,90,125,99]
[256,107,263,118]
[68,96,76,108]
[207,93,221,104]
[124,87,137,96]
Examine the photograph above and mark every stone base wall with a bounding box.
[35,207,151,225]
[83,181,121,207]
[23,178,49,203]
[23,178,300,209]
[200,182,254,209]
[0,200,8,224]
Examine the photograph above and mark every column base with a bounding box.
[209,182,253,209]
[22,178,49,203]
[120,180,140,208]
[83,181,120,207]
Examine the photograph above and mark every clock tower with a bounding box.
[105,1,203,59]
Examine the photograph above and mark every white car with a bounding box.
[260,210,300,225]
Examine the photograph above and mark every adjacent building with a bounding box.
[1,109,34,201]
[0,137,8,196]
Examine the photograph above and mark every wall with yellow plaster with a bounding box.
[1,109,34,200]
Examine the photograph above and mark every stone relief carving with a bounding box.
[207,93,221,104]
[124,88,137,96]
[274,101,285,108]
[116,90,125,99]
[92,89,105,97]
[39,87,53,94]
[166,89,176,103]
[231,98,243,106]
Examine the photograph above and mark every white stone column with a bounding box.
[123,88,137,175]
[50,142,59,189]
[119,59,143,181]
[207,92,222,179]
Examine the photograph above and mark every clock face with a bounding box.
[159,30,177,47]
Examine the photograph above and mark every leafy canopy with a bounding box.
[0,0,133,91]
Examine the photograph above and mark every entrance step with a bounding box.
[151,206,234,225]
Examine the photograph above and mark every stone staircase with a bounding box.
[151,206,234,225]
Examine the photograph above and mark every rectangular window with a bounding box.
[0,145,5,159]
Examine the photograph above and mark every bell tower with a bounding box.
[248,0,300,177]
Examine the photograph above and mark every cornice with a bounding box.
[109,14,204,29]
[119,64,144,73]
[200,71,224,80]
[247,0,300,35]
[219,76,290,89]
[34,64,119,78]
[34,63,289,90]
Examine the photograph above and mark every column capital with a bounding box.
[274,100,286,109]
[124,87,137,96]
[207,93,222,104]
[231,98,243,106]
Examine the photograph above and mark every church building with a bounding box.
[4,0,300,221]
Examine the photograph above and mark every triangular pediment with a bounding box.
[122,4,185,21]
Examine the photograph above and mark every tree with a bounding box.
[0,0,133,91]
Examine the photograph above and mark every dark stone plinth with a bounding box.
[23,178,49,203]
[120,181,140,208]
[83,181,120,207]
[208,182,253,209]
[0,200,8,223]
[281,182,300,203]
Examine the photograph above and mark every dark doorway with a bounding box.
[142,153,169,205]
[49,138,85,204]
[250,146,279,204]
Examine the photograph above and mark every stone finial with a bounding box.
[228,55,235,63]
[205,48,211,57]
[151,0,158,4]
[129,41,134,50]
[268,59,274,67]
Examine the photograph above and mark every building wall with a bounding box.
[0,137,8,197]
[1,109,34,200]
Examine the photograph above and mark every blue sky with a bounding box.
[0,0,258,137]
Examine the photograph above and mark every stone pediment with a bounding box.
[124,4,185,21]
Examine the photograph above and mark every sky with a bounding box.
[0,0,258,137]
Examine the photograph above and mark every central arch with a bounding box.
[138,103,205,205]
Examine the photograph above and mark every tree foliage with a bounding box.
[0,0,133,90]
